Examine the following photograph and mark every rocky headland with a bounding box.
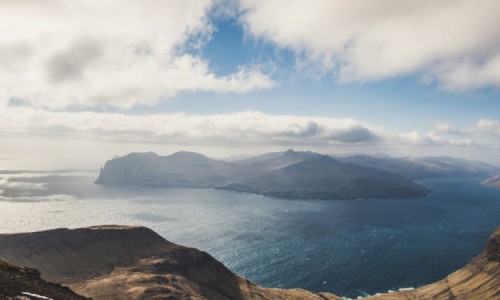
[0,225,498,300]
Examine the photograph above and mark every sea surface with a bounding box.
[0,170,499,298]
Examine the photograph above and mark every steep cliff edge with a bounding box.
[0,226,341,300]
[0,225,498,300]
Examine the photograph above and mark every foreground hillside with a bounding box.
[0,225,498,299]
[0,226,341,300]
[0,259,89,300]
[96,150,430,199]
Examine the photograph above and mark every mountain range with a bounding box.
[96,150,500,200]
[96,150,433,199]
[337,155,499,179]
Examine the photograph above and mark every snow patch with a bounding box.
[21,292,53,300]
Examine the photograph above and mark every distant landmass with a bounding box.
[482,175,500,190]
[0,225,498,299]
[96,150,431,199]
[337,155,499,179]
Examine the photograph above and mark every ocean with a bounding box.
[0,170,499,298]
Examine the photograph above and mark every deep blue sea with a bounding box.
[0,170,499,298]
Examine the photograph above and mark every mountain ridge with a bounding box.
[96,150,431,200]
[337,154,499,180]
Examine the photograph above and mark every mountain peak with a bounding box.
[170,151,209,159]
[280,149,300,158]
[122,151,159,158]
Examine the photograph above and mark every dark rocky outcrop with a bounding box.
[0,259,89,300]
[96,150,431,199]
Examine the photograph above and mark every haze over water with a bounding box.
[1,170,499,298]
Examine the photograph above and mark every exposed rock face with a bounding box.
[0,226,341,300]
[0,259,89,300]
[0,225,498,300]
[96,150,431,199]
[482,175,500,190]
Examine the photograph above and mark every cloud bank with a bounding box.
[240,0,500,90]
[0,0,274,110]
[0,108,381,146]
[0,107,486,150]
[1,106,496,167]
[434,119,500,137]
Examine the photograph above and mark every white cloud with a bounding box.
[239,0,500,90]
[0,107,497,167]
[0,0,275,109]
[0,108,382,146]
[0,106,489,150]
[434,119,500,137]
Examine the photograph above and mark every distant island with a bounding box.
[95,149,436,199]
[0,225,498,299]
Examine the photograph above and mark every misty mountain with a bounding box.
[96,150,430,200]
[222,154,430,199]
[96,151,239,188]
[337,155,499,180]
[232,149,323,177]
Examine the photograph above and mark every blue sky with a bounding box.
[177,15,500,128]
[0,1,499,168]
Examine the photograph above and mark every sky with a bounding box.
[0,0,499,169]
